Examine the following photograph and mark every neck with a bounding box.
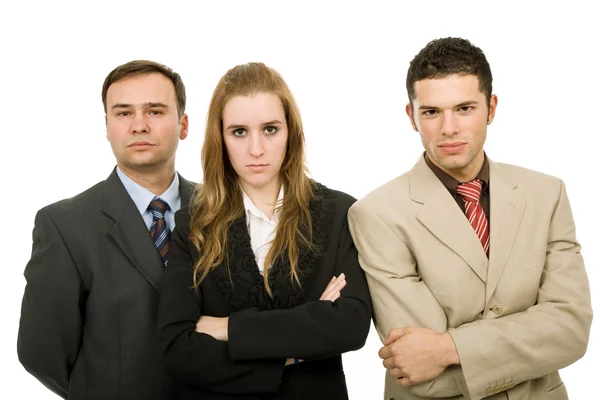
[242,178,282,219]
[437,151,485,183]
[118,163,176,195]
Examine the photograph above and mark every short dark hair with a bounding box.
[101,60,186,117]
[406,37,493,106]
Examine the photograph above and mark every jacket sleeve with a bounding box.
[348,202,466,398]
[17,209,84,399]
[157,212,286,394]
[227,211,372,361]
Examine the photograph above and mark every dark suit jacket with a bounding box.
[157,183,372,400]
[18,168,195,400]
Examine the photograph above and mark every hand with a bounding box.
[378,326,459,387]
[285,358,304,366]
[319,273,346,302]
[195,316,229,341]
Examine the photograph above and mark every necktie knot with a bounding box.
[148,197,169,219]
[456,180,483,203]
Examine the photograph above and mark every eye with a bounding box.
[422,109,438,116]
[117,111,131,116]
[264,126,278,135]
[232,128,247,137]
[149,109,163,115]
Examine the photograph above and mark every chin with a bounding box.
[445,159,471,170]
[124,157,165,170]
[434,157,465,171]
[242,175,275,189]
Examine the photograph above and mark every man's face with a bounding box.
[407,74,497,181]
[105,73,188,174]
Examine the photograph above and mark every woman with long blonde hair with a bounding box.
[157,63,371,400]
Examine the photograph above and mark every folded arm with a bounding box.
[348,203,466,398]
[227,215,371,361]
[157,215,286,394]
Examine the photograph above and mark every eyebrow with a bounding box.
[225,119,284,130]
[419,101,479,110]
[111,102,169,109]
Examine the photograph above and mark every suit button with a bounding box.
[486,388,495,395]
[494,385,502,393]
[492,304,504,314]
[501,383,510,390]
[508,382,515,388]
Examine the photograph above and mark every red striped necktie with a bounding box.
[456,179,489,257]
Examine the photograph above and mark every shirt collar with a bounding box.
[242,185,284,224]
[116,166,180,215]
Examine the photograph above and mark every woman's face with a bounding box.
[222,92,288,195]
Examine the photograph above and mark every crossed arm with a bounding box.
[195,272,347,346]
[157,213,371,394]
[348,203,466,398]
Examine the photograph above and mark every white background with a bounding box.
[1,1,598,398]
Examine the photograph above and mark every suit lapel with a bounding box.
[102,169,178,293]
[411,157,489,282]
[485,161,525,302]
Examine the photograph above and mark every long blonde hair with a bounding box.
[190,62,314,295]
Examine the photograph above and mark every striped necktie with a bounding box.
[456,179,490,257]
[148,197,170,266]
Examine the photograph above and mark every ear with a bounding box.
[179,114,189,140]
[487,95,498,125]
[406,103,418,132]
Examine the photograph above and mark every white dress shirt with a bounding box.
[242,187,284,275]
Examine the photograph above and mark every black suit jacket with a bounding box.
[157,183,372,400]
[18,168,195,400]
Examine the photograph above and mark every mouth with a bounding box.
[439,142,466,148]
[247,164,269,171]
[128,141,154,148]
[438,142,467,152]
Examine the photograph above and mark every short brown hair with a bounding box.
[101,60,186,117]
[407,37,493,107]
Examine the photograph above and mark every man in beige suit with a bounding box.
[348,37,592,400]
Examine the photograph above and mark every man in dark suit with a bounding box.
[17,60,194,400]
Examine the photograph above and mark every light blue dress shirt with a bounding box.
[116,167,181,232]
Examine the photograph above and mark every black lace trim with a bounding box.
[211,182,336,312]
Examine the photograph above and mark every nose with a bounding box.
[440,111,459,136]
[131,113,150,134]
[248,132,265,158]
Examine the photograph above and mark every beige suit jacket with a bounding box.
[348,156,592,400]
